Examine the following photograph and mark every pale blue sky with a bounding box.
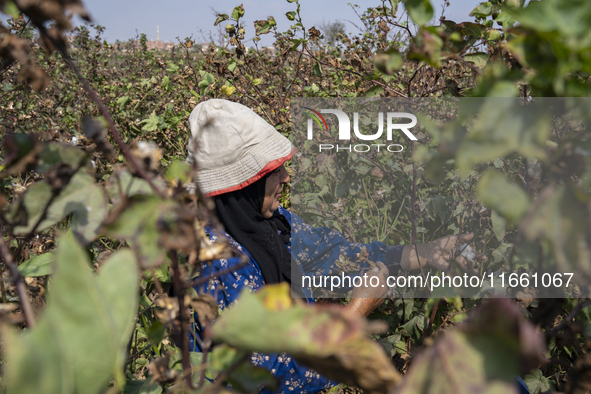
[68,0,483,45]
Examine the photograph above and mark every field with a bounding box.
[1,0,591,393]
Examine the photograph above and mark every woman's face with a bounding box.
[261,164,289,219]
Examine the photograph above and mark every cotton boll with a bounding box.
[459,243,476,262]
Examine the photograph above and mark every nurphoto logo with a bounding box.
[304,107,418,153]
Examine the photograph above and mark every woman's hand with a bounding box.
[400,233,487,271]
[345,261,389,317]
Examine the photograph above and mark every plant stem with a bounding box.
[0,237,35,328]
[170,250,193,389]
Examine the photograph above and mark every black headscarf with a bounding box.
[214,174,301,286]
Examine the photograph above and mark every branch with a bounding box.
[0,236,35,328]
[170,250,193,389]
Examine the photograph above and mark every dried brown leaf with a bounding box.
[148,351,179,384]
[15,0,90,30]
[0,25,49,91]
[190,293,218,326]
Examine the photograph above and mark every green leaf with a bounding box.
[103,197,180,267]
[160,76,170,91]
[286,11,296,21]
[204,72,215,83]
[408,27,443,67]
[312,62,323,77]
[254,17,276,36]
[231,5,245,21]
[455,21,486,38]
[3,1,19,18]
[3,322,72,394]
[492,242,512,265]
[389,0,401,16]
[146,321,165,347]
[523,369,552,394]
[455,98,550,175]
[117,95,131,111]
[214,13,229,26]
[377,334,403,357]
[399,315,427,342]
[520,184,591,274]
[198,72,215,93]
[18,252,54,277]
[505,0,591,38]
[495,12,515,30]
[476,170,530,223]
[4,233,140,394]
[494,11,515,28]
[254,20,269,36]
[97,249,141,386]
[123,379,162,394]
[289,38,304,51]
[491,210,507,241]
[36,143,87,174]
[210,283,401,392]
[403,0,434,26]
[576,305,591,339]
[314,174,328,188]
[374,47,403,74]
[396,299,545,394]
[363,85,384,97]
[141,113,160,132]
[166,62,179,73]
[9,172,107,244]
[105,169,165,206]
[464,52,489,69]
[469,2,492,18]
[428,195,448,222]
[167,350,209,386]
[164,161,192,183]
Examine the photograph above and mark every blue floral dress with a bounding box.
[192,206,402,393]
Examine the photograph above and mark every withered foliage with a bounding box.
[0,0,90,90]
[0,23,48,91]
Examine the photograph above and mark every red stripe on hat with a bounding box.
[205,148,297,197]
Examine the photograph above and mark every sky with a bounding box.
[61,0,483,46]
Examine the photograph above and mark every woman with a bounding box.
[186,99,478,393]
